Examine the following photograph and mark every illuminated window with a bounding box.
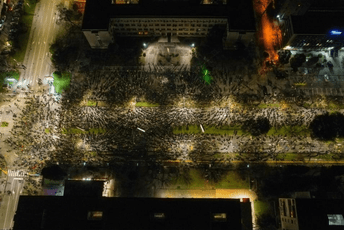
[144,31,149,35]
[138,31,143,35]
[212,213,227,222]
[153,213,165,219]
[87,211,103,220]
[328,214,344,226]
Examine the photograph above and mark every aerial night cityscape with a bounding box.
[0,0,344,229]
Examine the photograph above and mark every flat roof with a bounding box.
[296,199,344,230]
[64,180,104,197]
[13,196,242,230]
[82,0,255,31]
[291,12,344,34]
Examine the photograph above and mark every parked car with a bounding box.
[327,61,333,68]
[0,24,4,31]
[324,74,330,82]
[0,16,6,23]
[1,49,11,54]
[10,21,18,26]
[12,17,19,22]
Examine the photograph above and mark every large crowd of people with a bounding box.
[3,66,339,175]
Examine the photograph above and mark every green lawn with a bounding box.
[45,128,50,134]
[169,169,249,190]
[0,71,20,90]
[254,200,271,216]
[135,102,159,107]
[11,0,37,62]
[62,128,106,135]
[215,171,249,189]
[53,72,71,94]
[1,122,9,127]
[173,125,246,135]
[267,126,310,136]
[169,169,206,189]
[86,101,97,106]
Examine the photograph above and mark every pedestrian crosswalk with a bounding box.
[7,170,26,177]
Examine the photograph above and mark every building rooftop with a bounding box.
[64,180,104,197]
[296,199,344,230]
[82,0,255,31]
[13,197,242,230]
[291,11,344,34]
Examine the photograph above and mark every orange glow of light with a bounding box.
[253,0,282,64]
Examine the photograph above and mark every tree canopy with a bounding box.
[41,165,67,181]
[290,53,306,72]
[242,117,271,136]
[309,112,344,140]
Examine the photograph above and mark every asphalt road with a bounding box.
[19,0,65,90]
[0,171,24,230]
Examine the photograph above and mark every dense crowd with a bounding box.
[4,67,341,174]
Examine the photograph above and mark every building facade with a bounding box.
[279,198,344,230]
[82,0,256,49]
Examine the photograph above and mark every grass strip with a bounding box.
[136,102,159,107]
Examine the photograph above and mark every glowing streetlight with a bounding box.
[191,43,195,47]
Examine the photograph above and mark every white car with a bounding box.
[324,74,329,82]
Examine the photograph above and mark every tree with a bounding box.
[256,213,278,230]
[242,117,271,136]
[56,3,82,25]
[41,165,67,181]
[309,112,344,141]
[277,50,291,65]
[50,25,81,71]
[289,53,306,72]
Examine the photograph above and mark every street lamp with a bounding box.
[143,43,147,47]
[191,43,195,47]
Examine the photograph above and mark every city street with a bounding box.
[19,0,68,90]
[0,171,24,230]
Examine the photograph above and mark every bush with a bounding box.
[242,117,271,136]
[1,122,9,127]
[53,72,71,94]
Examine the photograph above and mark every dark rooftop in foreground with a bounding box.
[64,180,104,197]
[13,196,242,230]
[291,11,344,34]
[82,0,255,31]
[296,199,344,230]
